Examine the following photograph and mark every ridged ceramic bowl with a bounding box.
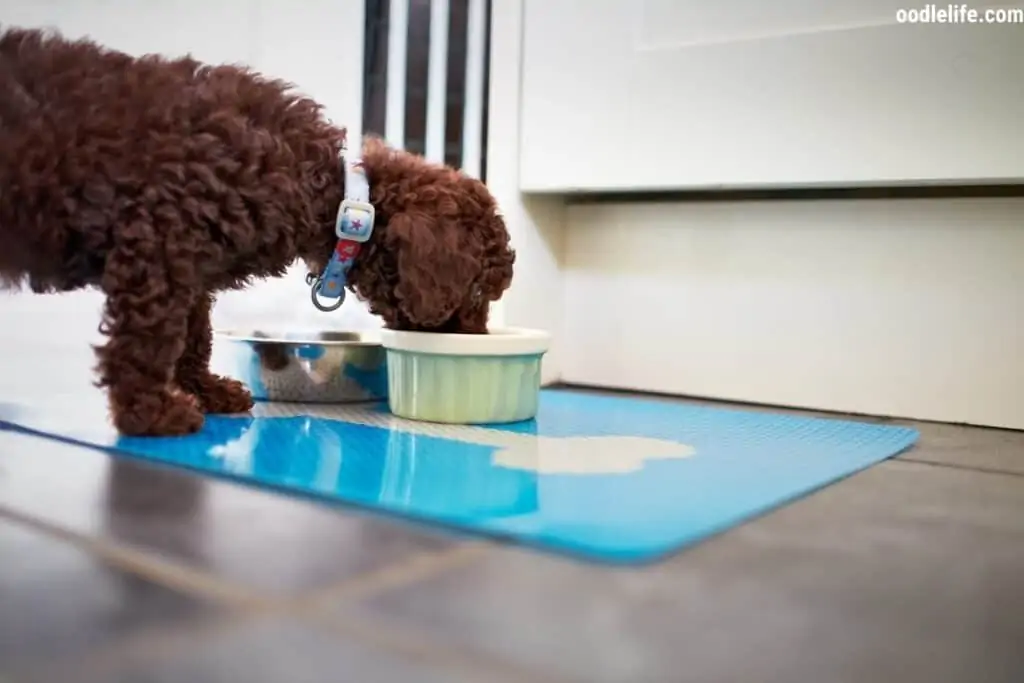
[379,327,551,424]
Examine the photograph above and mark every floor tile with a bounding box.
[895,420,1024,475]
[0,430,460,596]
[0,519,212,675]
[61,617,476,683]
[342,461,1024,683]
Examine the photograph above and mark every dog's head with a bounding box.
[336,143,514,331]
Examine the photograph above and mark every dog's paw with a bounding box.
[194,375,255,414]
[112,389,205,437]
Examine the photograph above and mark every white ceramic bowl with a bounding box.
[379,327,551,424]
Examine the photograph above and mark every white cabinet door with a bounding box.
[518,0,1024,191]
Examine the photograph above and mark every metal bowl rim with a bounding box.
[214,329,384,347]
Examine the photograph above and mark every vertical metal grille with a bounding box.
[360,0,491,180]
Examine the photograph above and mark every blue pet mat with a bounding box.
[0,390,918,564]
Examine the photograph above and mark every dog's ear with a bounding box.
[477,213,515,302]
[383,210,481,329]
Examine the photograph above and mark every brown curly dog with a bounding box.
[0,27,514,436]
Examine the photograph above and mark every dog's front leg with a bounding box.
[94,236,204,437]
[176,292,254,414]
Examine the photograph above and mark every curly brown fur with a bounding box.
[0,27,514,436]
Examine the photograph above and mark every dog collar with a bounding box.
[308,156,376,312]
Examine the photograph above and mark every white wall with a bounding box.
[0,0,374,402]
[562,197,1024,429]
[483,0,563,379]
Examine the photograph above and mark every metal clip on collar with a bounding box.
[307,272,345,312]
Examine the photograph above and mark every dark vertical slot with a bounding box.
[479,0,492,182]
[403,0,433,155]
[361,0,390,139]
[443,0,470,169]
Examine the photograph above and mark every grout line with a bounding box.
[0,506,491,613]
[0,504,520,679]
[0,505,278,610]
[13,540,500,683]
[293,543,576,683]
[897,456,1024,479]
[294,542,491,608]
[5,524,543,683]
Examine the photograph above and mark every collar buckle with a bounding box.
[335,199,376,243]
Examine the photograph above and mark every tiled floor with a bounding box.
[1,392,1022,682]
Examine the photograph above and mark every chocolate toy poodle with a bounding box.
[0,27,514,436]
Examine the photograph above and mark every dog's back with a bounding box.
[0,26,342,294]
[0,27,196,291]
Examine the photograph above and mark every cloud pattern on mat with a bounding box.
[250,402,697,475]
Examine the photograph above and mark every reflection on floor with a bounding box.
[0,388,1022,682]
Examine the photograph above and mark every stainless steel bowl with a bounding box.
[215,330,388,403]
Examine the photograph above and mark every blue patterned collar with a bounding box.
[307,156,376,312]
